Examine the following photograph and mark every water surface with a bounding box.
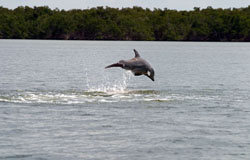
[0,40,250,160]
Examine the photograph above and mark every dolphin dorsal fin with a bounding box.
[133,49,140,58]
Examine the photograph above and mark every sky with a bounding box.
[1,0,250,11]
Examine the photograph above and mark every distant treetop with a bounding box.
[0,6,250,41]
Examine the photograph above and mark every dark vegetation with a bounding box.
[1,6,250,41]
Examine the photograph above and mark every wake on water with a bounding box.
[0,71,218,104]
[0,71,152,104]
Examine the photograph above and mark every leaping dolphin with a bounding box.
[105,49,155,81]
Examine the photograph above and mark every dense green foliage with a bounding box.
[1,6,250,41]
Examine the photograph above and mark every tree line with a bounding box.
[0,6,250,41]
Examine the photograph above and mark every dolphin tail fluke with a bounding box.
[105,63,124,69]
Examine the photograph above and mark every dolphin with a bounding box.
[105,49,155,81]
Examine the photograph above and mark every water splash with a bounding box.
[86,71,133,94]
